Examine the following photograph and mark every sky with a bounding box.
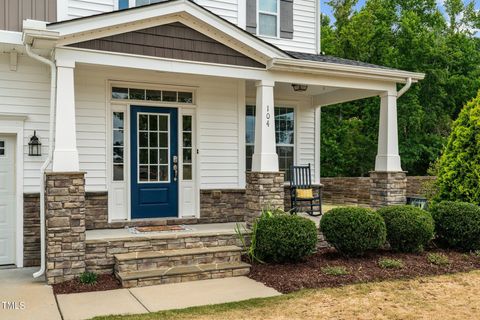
[320,0,480,36]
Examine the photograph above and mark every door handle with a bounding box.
[173,156,178,181]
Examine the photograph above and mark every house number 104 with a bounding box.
[266,105,271,127]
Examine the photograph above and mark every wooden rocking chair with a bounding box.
[289,163,323,216]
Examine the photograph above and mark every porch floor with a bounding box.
[86,222,245,241]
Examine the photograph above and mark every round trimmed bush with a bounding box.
[429,201,480,251]
[254,214,318,263]
[377,205,434,253]
[320,207,386,256]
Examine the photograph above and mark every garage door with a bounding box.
[0,136,15,265]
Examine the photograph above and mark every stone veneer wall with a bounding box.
[199,189,245,223]
[320,176,436,206]
[245,172,285,227]
[23,194,41,267]
[370,171,407,208]
[284,185,322,212]
[85,192,108,229]
[45,172,86,284]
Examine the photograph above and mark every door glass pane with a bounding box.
[113,112,124,129]
[149,132,158,147]
[159,165,168,181]
[149,165,158,180]
[113,147,123,163]
[259,14,277,37]
[113,165,124,180]
[259,0,277,12]
[183,115,192,131]
[149,115,158,130]
[159,116,168,131]
[139,165,149,181]
[183,165,192,180]
[139,149,148,164]
[159,149,168,164]
[159,133,168,147]
[139,132,148,147]
[183,132,192,148]
[183,149,192,163]
[139,114,148,130]
[150,149,158,164]
[113,130,124,146]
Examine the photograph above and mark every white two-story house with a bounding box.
[0,0,423,285]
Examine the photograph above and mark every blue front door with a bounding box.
[131,106,178,219]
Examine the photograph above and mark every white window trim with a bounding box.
[257,0,280,38]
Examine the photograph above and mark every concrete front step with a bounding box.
[117,262,251,288]
[114,246,243,273]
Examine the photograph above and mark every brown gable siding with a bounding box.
[69,22,265,68]
[0,0,56,32]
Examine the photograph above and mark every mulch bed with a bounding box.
[52,274,122,295]
[248,249,480,294]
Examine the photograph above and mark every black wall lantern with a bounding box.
[28,130,41,156]
[292,84,308,92]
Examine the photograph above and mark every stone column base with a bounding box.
[370,171,407,208]
[245,171,284,228]
[45,172,86,284]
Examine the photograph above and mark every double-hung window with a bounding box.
[258,0,279,37]
[246,105,295,180]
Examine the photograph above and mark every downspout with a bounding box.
[25,44,56,279]
[397,77,412,98]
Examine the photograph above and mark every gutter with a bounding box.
[397,77,412,98]
[23,20,59,279]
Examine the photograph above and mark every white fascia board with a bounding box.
[269,58,426,83]
[0,31,23,45]
[48,0,287,61]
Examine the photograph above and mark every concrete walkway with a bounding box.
[56,277,281,320]
[0,267,62,320]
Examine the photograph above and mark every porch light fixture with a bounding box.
[292,84,308,92]
[28,130,41,156]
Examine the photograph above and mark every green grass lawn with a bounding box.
[91,270,480,320]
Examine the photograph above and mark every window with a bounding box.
[138,113,170,182]
[182,115,193,181]
[118,0,165,9]
[112,112,125,181]
[258,0,279,37]
[112,87,193,104]
[246,105,295,180]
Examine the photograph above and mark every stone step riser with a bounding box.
[119,267,250,288]
[115,251,241,273]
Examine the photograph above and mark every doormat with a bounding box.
[129,225,191,234]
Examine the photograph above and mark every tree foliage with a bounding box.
[320,0,480,177]
[434,91,480,204]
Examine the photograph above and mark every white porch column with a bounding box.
[375,92,402,172]
[251,80,278,172]
[52,60,79,172]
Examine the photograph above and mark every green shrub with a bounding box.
[434,92,480,205]
[377,205,435,253]
[378,258,404,269]
[427,253,450,266]
[79,271,98,285]
[429,201,480,251]
[254,210,318,263]
[321,266,349,276]
[320,207,386,256]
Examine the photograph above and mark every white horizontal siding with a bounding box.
[64,0,115,20]
[0,54,51,193]
[297,103,316,178]
[193,0,239,25]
